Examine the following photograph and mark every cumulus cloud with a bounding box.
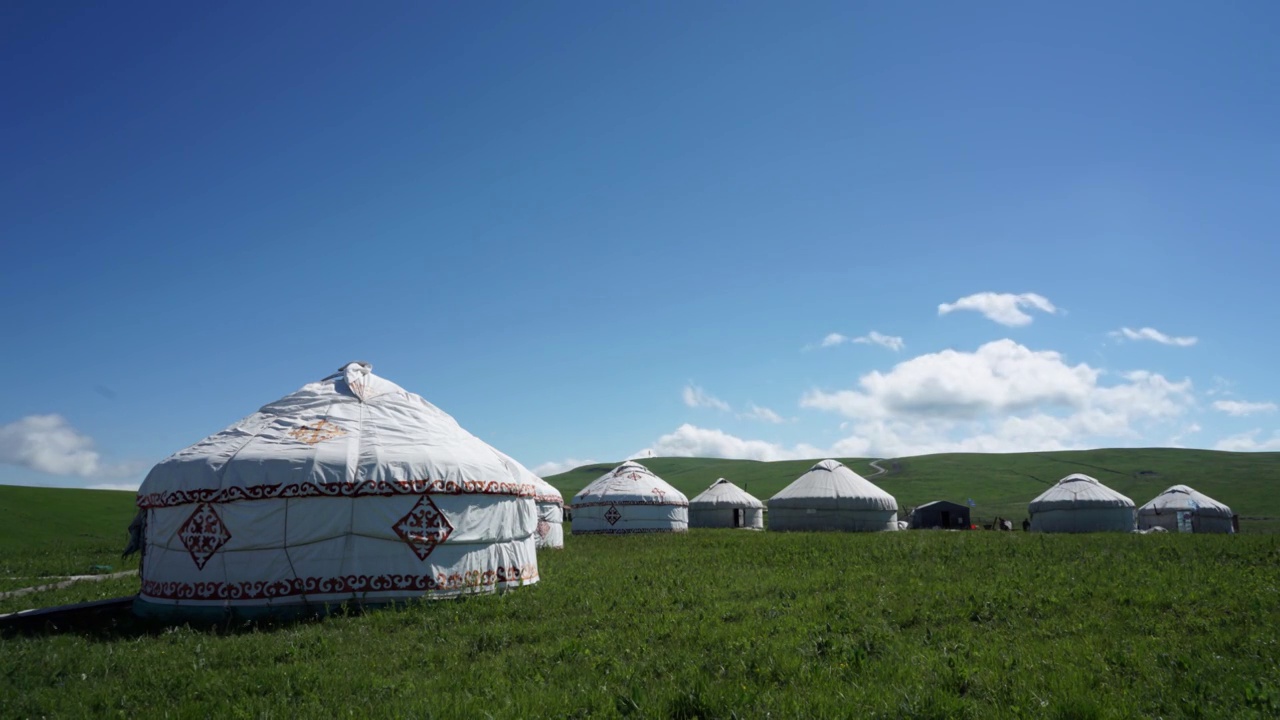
[642,424,825,462]
[739,404,788,424]
[1109,327,1198,347]
[0,414,140,478]
[682,384,731,412]
[816,331,904,351]
[800,339,1193,456]
[1212,400,1276,417]
[1214,430,1280,452]
[532,458,597,477]
[938,292,1057,326]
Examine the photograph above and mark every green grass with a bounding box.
[0,485,139,593]
[3,531,1280,718]
[547,449,1280,532]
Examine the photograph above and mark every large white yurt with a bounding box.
[570,461,688,534]
[1028,474,1135,533]
[1138,485,1234,533]
[128,362,540,620]
[688,478,764,529]
[767,459,899,532]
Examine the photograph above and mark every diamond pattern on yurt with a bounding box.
[178,502,232,570]
[393,495,455,560]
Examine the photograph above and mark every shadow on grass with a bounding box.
[0,595,418,641]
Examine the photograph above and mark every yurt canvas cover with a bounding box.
[1028,473,1135,533]
[1138,485,1234,533]
[129,362,539,620]
[688,478,764,529]
[767,459,899,532]
[571,461,688,534]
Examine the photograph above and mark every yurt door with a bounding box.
[941,510,951,528]
[733,509,743,528]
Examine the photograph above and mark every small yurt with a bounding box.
[570,461,688,534]
[767,459,899,532]
[531,473,566,548]
[127,362,540,620]
[688,478,764,529]
[1138,485,1234,533]
[1028,473,1136,533]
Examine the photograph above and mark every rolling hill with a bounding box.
[544,448,1280,530]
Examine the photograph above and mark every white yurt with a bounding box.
[1028,473,1136,533]
[570,461,688,534]
[767,459,899,532]
[531,473,566,548]
[127,362,540,620]
[688,478,764,529]
[1138,485,1234,533]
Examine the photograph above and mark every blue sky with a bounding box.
[2,1,1278,488]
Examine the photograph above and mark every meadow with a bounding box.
[3,449,1280,718]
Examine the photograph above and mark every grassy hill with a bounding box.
[545,449,1280,531]
[0,485,139,590]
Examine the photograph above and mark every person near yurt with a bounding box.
[570,461,688,534]
[125,362,540,621]
[1028,473,1136,533]
[767,459,899,532]
[688,478,764,529]
[1138,485,1234,533]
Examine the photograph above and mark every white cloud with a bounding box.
[682,384,731,412]
[1212,400,1277,417]
[820,333,848,348]
[938,292,1057,326]
[739,404,788,424]
[88,482,141,492]
[643,424,826,462]
[532,458,596,477]
[1109,327,1198,347]
[1214,430,1280,452]
[815,331,904,351]
[1165,423,1202,448]
[800,339,1194,456]
[0,414,140,479]
[853,331,905,352]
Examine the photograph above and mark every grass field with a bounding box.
[3,531,1280,718]
[3,449,1280,717]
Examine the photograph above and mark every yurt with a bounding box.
[1138,485,1234,533]
[767,459,899,532]
[570,461,688,534]
[688,478,764,529]
[127,362,540,621]
[1028,473,1135,533]
[531,473,566,548]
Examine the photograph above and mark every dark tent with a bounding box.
[910,500,970,530]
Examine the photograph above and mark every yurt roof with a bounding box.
[768,459,898,511]
[1138,485,1232,518]
[137,362,537,509]
[1028,473,1134,512]
[571,461,688,507]
[689,478,764,509]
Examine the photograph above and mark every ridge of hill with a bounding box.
[544,448,1280,531]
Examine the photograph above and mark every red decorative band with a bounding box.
[534,494,564,506]
[571,500,689,509]
[138,479,539,509]
[139,565,538,601]
[572,528,689,535]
